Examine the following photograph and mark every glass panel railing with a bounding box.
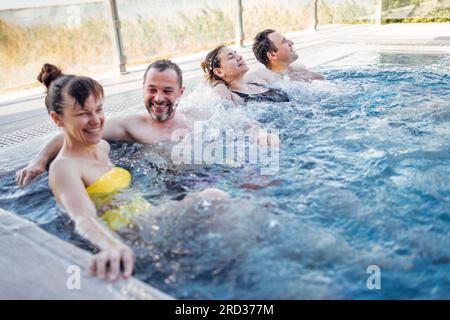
[0,1,114,95]
[382,0,450,22]
[242,0,313,39]
[1,0,448,95]
[318,0,378,25]
[116,0,235,66]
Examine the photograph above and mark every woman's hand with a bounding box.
[89,242,135,282]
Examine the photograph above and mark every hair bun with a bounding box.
[37,63,63,89]
[200,60,207,71]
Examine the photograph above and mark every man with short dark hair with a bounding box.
[252,29,279,68]
[250,29,324,83]
[143,59,183,87]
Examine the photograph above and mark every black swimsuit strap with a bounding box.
[230,90,250,98]
[229,82,268,97]
[248,82,266,87]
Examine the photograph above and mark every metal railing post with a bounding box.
[107,0,127,73]
[375,0,382,25]
[235,0,244,47]
[311,0,318,31]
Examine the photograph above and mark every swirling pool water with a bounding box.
[1,52,449,299]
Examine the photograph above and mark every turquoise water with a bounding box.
[1,52,449,299]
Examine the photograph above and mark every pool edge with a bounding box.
[0,208,173,300]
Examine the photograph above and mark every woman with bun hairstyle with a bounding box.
[201,46,290,105]
[39,63,228,282]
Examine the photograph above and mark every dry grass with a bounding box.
[0,18,113,93]
[120,5,235,62]
[0,0,446,94]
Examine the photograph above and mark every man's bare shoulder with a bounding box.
[287,64,325,81]
[109,112,145,124]
[133,112,152,123]
[108,112,150,134]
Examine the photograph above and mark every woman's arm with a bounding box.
[49,160,134,281]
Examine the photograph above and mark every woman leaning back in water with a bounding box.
[201,45,290,105]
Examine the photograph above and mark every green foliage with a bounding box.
[334,0,374,22]
[426,6,450,18]
[383,0,422,10]
[384,16,450,22]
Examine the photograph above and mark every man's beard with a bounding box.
[291,51,299,62]
[146,100,177,122]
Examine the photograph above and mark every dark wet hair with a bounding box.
[143,59,183,87]
[252,29,277,68]
[200,45,226,84]
[37,63,104,116]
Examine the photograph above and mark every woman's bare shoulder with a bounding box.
[48,156,82,193]
[98,139,111,154]
[49,156,78,176]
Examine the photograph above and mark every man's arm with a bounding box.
[101,114,134,142]
[16,132,64,186]
[288,65,324,81]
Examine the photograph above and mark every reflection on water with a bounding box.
[1,52,450,299]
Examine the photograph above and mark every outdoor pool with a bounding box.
[1,51,449,299]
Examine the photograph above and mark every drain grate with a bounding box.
[336,39,450,47]
[0,92,143,150]
[427,38,450,46]
[434,37,450,41]
[0,123,57,148]
[375,40,450,47]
